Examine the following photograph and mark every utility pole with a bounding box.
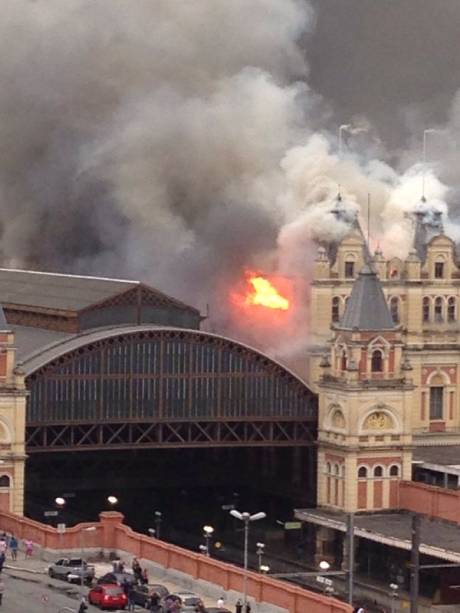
[347,513,355,605]
[410,513,421,613]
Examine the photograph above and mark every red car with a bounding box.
[88,583,128,609]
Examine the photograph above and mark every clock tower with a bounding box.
[316,265,414,512]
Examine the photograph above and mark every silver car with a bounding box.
[48,558,95,584]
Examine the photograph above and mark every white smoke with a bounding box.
[1,0,460,366]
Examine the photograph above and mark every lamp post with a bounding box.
[229,509,266,609]
[80,526,96,599]
[203,525,214,557]
[154,511,162,540]
[318,560,334,596]
[259,564,270,574]
[390,582,399,613]
[256,542,265,571]
[107,495,118,506]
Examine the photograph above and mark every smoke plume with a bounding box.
[2,1,460,366]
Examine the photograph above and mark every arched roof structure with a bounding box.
[23,325,317,452]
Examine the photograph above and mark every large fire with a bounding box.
[232,270,290,312]
[245,273,289,310]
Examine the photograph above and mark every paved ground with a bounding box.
[1,556,226,612]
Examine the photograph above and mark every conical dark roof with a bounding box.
[338,265,395,331]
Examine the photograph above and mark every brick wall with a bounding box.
[398,480,460,523]
[0,509,350,613]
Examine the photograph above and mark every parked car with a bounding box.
[131,583,170,608]
[48,558,95,584]
[88,584,128,610]
[97,571,136,585]
[173,592,203,612]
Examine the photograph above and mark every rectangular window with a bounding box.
[430,386,444,420]
[345,262,354,278]
[435,262,444,279]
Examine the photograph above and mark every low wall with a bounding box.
[0,509,350,613]
[398,480,460,523]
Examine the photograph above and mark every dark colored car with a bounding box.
[97,571,136,586]
[88,584,128,610]
[132,583,170,607]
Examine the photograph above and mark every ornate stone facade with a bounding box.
[310,209,460,512]
[0,323,27,515]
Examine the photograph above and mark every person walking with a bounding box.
[127,582,136,612]
[24,539,33,558]
[235,599,243,613]
[0,578,4,606]
[148,590,160,612]
[78,596,88,613]
[9,536,17,561]
[244,602,251,613]
[132,556,142,582]
[217,595,225,609]
[141,567,149,585]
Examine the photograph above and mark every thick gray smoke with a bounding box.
[2,0,460,365]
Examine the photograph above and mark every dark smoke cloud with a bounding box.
[2,0,460,363]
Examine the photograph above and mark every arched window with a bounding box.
[389,465,400,477]
[423,297,430,323]
[341,350,347,371]
[435,261,444,279]
[326,462,331,474]
[430,386,444,420]
[434,297,444,322]
[373,466,383,478]
[389,297,399,324]
[345,261,355,278]
[371,350,383,372]
[0,475,10,487]
[334,464,340,476]
[332,297,340,323]
[358,466,367,478]
[448,297,456,322]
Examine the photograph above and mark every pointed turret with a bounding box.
[412,197,444,262]
[338,265,395,331]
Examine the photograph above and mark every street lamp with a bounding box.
[107,495,118,505]
[259,564,270,574]
[148,528,156,538]
[55,497,66,507]
[203,525,214,557]
[80,526,96,599]
[256,542,265,571]
[229,509,266,609]
[318,560,334,596]
[154,511,162,540]
[390,582,399,613]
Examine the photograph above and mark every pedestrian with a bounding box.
[217,595,225,608]
[112,558,120,573]
[149,590,160,612]
[0,538,6,557]
[0,553,5,574]
[141,567,149,585]
[78,596,88,613]
[132,556,142,581]
[24,539,33,558]
[235,599,243,613]
[244,602,251,613]
[127,582,136,611]
[194,599,206,613]
[0,578,4,606]
[9,536,17,561]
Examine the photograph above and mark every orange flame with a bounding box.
[244,271,289,311]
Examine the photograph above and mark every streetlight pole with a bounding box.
[256,542,265,571]
[154,511,162,540]
[230,509,266,610]
[390,582,399,613]
[203,525,214,557]
[80,526,96,600]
